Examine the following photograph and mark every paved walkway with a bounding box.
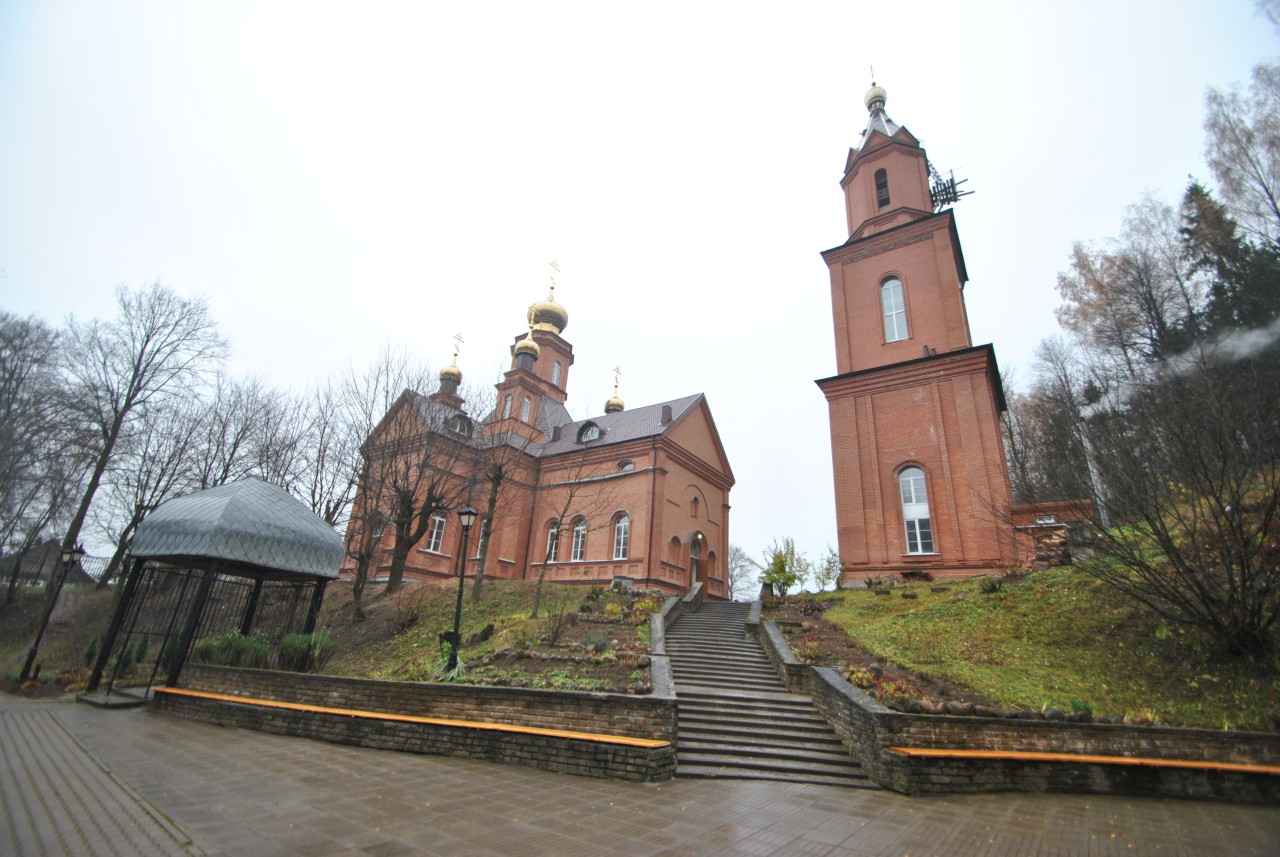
[1,694,1277,857]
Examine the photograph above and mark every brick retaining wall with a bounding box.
[161,664,677,782]
[753,617,1280,803]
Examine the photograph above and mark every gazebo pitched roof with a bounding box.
[130,478,343,578]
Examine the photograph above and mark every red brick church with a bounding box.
[817,84,1021,582]
[344,287,735,598]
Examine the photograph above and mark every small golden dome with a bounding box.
[865,82,887,111]
[604,395,625,414]
[514,330,540,359]
[439,363,462,382]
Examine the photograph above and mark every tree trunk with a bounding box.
[5,551,25,604]
[471,475,501,601]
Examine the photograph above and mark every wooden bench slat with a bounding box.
[888,746,1280,776]
[154,687,670,749]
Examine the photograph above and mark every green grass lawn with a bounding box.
[819,566,1278,731]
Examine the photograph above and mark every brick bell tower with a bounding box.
[816,83,1014,582]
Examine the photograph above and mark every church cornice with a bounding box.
[815,343,1006,411]
[822,209,969,287]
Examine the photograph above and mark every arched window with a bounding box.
[618,459,635,472]
[874,168,890,208]
[881,278,908,343]
[520,396,532,422]
[545,521,560,562]
[899,466,934,553]
[426,514,446,553]
[572,518,587,561]
[502,395,512,419]
[552,361,562,385]
[613,514,630,560]
[578,422,601,442]
[689,539,701,582]
[448,414,471,437]
[691,496,700,518]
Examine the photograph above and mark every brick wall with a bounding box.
[163,664,677,782]
[178,665,675,741]
[754,619,1280,803]
[153,690,673,782]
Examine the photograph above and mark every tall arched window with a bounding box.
[691,496,699,518]
[502,395,512,419]
[545,522,559,562]
[881,278,908,343]
[689,540,701,582]
[552,361,563,385]
[520,396,532,422]
[874,168,890,208]
[613,514,630,560]
[899,466,934,553]
[571,518,587,561]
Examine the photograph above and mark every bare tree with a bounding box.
[1077,353,1280,657]
[91,399,201,587]
[1206,62,1280,245]
[726,544,754,600]
[336,346,437,612]
[529,451,621,619]
[0,313,88,601]
[59,284,227,558]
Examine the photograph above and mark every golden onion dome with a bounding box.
[604,395,625,414]
[439,363,462,382]
[529,297,568,334]
[514,330,541,359]
[865,82,887,111]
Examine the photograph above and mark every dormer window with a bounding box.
[578,422,601,442]
[448,414,472,437]
[875,168,890,209]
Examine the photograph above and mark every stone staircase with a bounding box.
[665,601,875,788]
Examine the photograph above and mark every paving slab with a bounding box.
[1,694,1278,856]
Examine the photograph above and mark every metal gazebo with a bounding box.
[87,478,343,695]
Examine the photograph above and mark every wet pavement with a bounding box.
[2,694,1277,856]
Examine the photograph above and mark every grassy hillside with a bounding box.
[810,566,1278,731]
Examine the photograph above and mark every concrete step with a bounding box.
[675,764,878,789]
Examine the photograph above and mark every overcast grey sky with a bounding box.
[1,1,1274,567]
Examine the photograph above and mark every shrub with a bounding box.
[277,633,339,672]
[979,575,1004,595]
[602,601,625,620]
[843,662,878,690]
[133,631,150,665]
[874,673,923,706]
[795,634,823,661]
[191,631,270,669]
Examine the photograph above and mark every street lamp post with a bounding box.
[20,544,86,681]
[446,506,478,672]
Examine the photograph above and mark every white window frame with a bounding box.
[881,278,908,343]
[520,396,532,422]
[613,514,630,560]
[502,395,512,419]
[571,518,587,561]
[898,467,934,554]
[545,522,559,562]
[552,361,562,385]
[426,514,446,553]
